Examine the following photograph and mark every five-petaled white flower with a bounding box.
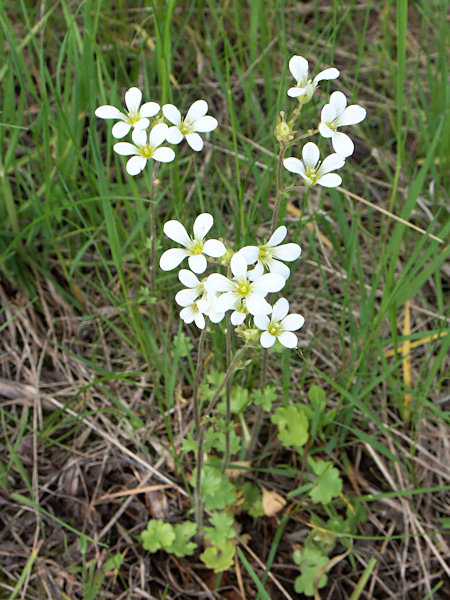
[287,55,339,103]
[163,100,218,151]
[206,253,285,317]
[178,300,209,330]
[95,87,160,139]
[159,213,226,274]
[283,142,345,188]
[319,91,366,157]
[113,124,175,175]
[236,226,301,280]
[254,298,305,349]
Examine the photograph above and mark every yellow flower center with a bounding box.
[188,239,204,255]
[304,166,319,184]
[138,144,155,159]
[126,110,141,125]
[234,279,252,297]
[258,246,271,265]
[179,119,195,135]
[267,321,283,337]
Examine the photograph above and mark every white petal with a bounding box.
[131,128,147,146]
[247,263,264,280]
[282,314,305,331]
[231,311,246,326]
[268,260,291,280]
[320,103,337,123]
[178,269,201,288]
[205,273,232,293]
[95,105,124,119]
[337,105,366,127]
[317,173,342,188]
[267,226,287,247]
[272,298,289,321]
[252,273,285,294]
[193,115,218,132]
[215,292,238,312]
[272,243,301,262]
[319,153,345,175]
[283,157,305,176]
[165,126,184,144]
[186,132,203,151]
[278,331,298,348]
[133,117,150,131]
[186,99,208,123]
[318,121,333,139]
[163,220,191,246]
[149,123,169,148]
[313,68,339,83]
[230,253,248,279]
[126,155,147,175]
[188,254,207,274]
[180,305,195,324]
[159,248,189,270]
[329,91,347,113]
[203,239,226,258]
[260,331,276,348]
[208,308,225,323]
[246,294,272,316]
[162,104,182,125]
[193,213,213,240]
[153,147,175,162]
[113,142,137,156]
[112,121,132,138]
[289,55,309,83]
[125,87,142,112]
[331,132,354,157]
[175,288,199,307]
[194,312,206,329]
[237,246,259,264]
[287,86,306,98]
[253,315,269,330]
[302,142,320,168]
[140,101,160,118]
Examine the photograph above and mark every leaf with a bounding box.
[271,404,309,448]
[103,553,124,572]
[181,433,197,453]
[251,386,277,411]
[293,547,329,596]
[140,520,175,553]
[166,521,197,557]
[200,540,235,573]
[204,511,235,546]
[199,465,236,511]
[218,386,249,415]
[241,482,264,517]
[308,460,343,504]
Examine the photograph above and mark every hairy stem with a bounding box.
[193,323,208,532]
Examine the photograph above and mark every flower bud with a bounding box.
[235,326,260,345]
[274,111,294,142]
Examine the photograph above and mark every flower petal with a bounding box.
[283,157,305,176]
[268,259,291,280]
[188,254,207,274]
[246,294,272,316]
[162,104,182,125]
[319,153,345,175]
[337,105,366,127]
[329,91,347,113]
[237,246,259,264]
[287,86,306,98]
[180,305,196,324]
[260,331,276,348]
[95,105,124,119]
[289,55,309,83]
[163,220,191,246]
[159,248,189,271]
[320,103,337,123]
[194,312,206,329]
[131,128,147,146]
[125,87,142,112]
[165,126,184,144]
[252,273,285,294]
[140,101,160,118]
[186,99,208,123]
[247,263,264,280]
[267,226,287,247]
[175,288,199,307]
[331,132,354,157]
[112,121,132,138]
[282,314,305,331]
[230,253,248,279]
[178,269,201,288]
[185,132,204,151]
[317,173,342,188]
[253,315,269,330]
[126,155,147,176]
[215,292,238,312]
[313,68,339,83]
[271,298,289,321]
[231,311,246,326]
[302,142,320,168]
[153,147,175,162]
[203,239,226,258]
[113,142,137,156]
[318,121,333,139]
[205,274,232,293]
[194,115,218,133]
[272,243,301,262]
[133,118,150,131]
[149,123,169,148]
[278,331,298,348]
[193,213,213,240]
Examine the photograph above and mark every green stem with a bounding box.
[149,162,160,301]
[245,348,267,460]
[270,143,287,233]
[221,310,233,473]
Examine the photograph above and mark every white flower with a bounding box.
[237,226,301,280]
[197,292,225,324]
[95,87,160,138]
[206,253,285,317]
[159,213,226,274]
[113,124,175,175]
[283,142,345,188]
[254,298,304,349]
[163,100,218,151]
[179,301,208,329]
[287,56,339,103]
[319,91,366,157]
[175,269,206,306]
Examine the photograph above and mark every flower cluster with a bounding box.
[283,56,366,188]
[159,213,304,348]
[95,87,218,175]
